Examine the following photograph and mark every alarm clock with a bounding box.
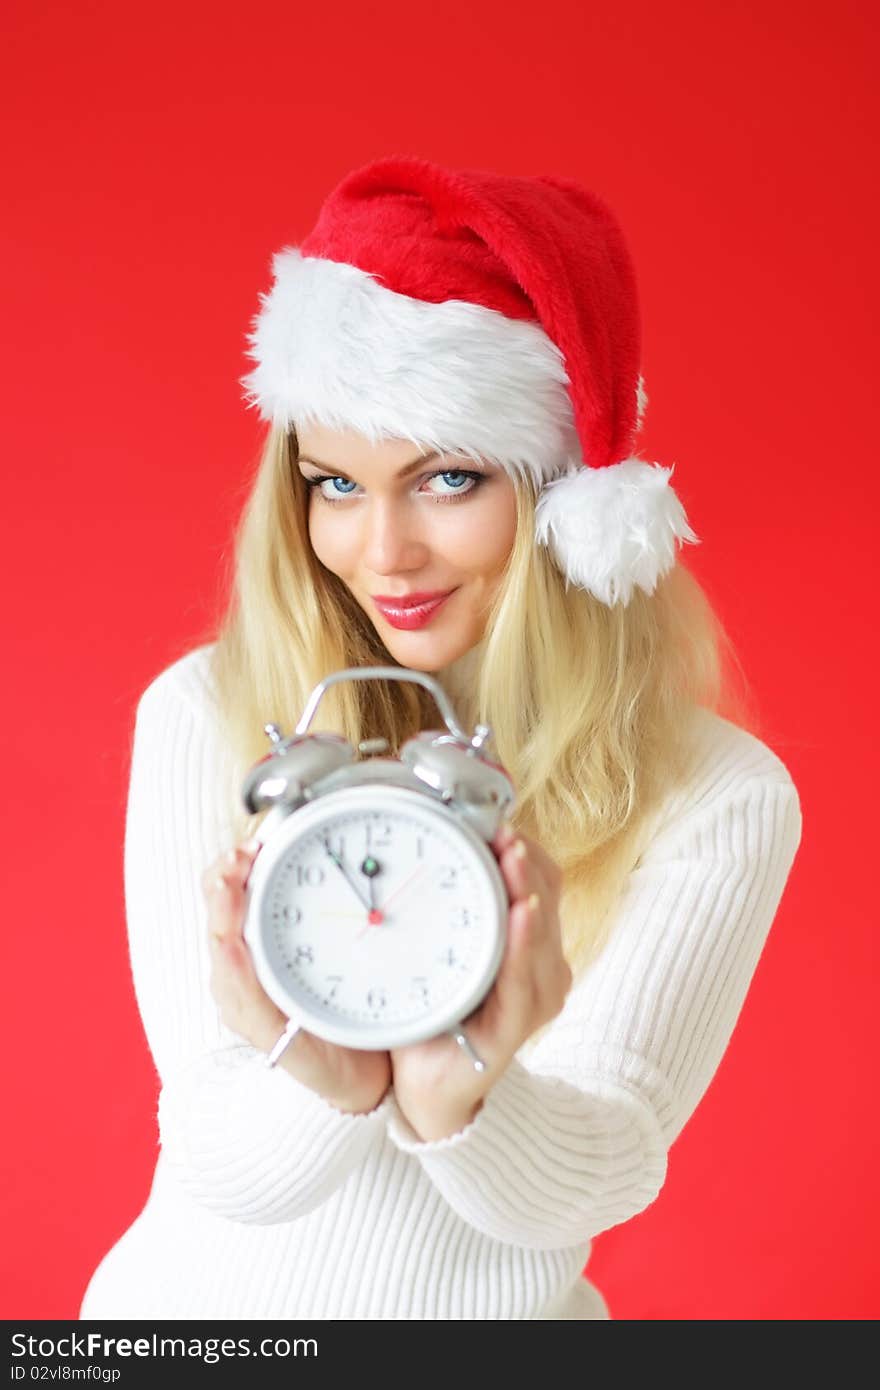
[241,665,516,1071]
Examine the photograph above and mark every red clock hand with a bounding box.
[354,863,429,940]
[379,862,429,913]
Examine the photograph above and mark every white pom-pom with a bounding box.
[534,458,700,607]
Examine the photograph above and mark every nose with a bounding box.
[360,495,430,575]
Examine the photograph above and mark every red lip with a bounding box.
[372,590,453,608]
[372,589,456,630]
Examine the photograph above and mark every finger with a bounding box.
[206,868,249,945]
[505,891,540,963]
[491,819,518,854]
[498,893,570,1023]
[512,884,571,1003]
[498,837,550,905]
[207,891,265,1000]
[454,901,539,1061]
[202,839,261,901]
[484,894,542,1033]
[517,887,568,973]
[505,829,562,894]
[222,840,262,882]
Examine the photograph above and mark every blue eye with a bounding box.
[322,477,358,498]
[304,469,486,505]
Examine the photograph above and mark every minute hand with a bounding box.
[321,837,371,910]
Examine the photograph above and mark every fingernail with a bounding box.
[513,841,527,861]
[243,837,261,853]
[224,848,239,866]
[527,892,540,912]
[214,874,230,892]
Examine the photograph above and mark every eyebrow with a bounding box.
[297,450,442,481]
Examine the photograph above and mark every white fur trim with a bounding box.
[534,458,700,606]
[240,249,580,488]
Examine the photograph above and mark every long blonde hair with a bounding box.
[191,424,756,985]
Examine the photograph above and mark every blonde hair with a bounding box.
[192,424,757,1000]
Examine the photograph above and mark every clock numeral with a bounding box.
[438,865,458,890]
[450,906,471,929]
[296,863,325,888]
[279,904,303,925]
[415,836,425,860]
[294,945,313,965]
[442,947,458,968]
[366,988,387,1012]
[411,976,430,1006]
[322,975,343,1005]
[366,822,393,850]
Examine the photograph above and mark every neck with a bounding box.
[436,636,487,718]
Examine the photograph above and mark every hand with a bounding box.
[203,840,392,1115]
[389,822,573,1141]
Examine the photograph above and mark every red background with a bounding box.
[3,0,877,1320]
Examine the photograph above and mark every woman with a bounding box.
[80,156,803,1320]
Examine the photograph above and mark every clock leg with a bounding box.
[448,1027,487,1073]
[265,1018,303,1069]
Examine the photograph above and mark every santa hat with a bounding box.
[239,155,699,607]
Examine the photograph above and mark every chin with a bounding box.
[382,640,448,672]
[380,629,470,672]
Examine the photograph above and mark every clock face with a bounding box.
[244,786,507,1048]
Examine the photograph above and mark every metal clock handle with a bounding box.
[294,665,488,749]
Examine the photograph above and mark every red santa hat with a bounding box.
[240,155,699,607]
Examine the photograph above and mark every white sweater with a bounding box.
[80,645,802,1321]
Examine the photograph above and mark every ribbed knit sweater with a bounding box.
[80,645,802,1321]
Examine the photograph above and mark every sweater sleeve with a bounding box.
[384,753,803,1252]
[124,652,394,1225]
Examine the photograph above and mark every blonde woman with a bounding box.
[80,156,802,1321]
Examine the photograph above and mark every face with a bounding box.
[296,423,518,671]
